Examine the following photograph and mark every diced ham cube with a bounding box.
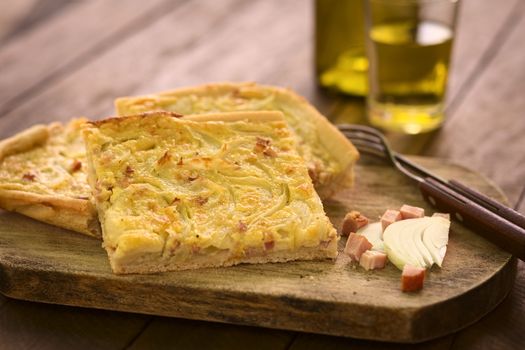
[359,250,387,270]
[341,211,369,236]
[400,204,425,219]
[401,265,426,292]
[381,209,402,232]
[432,212,451,220]
[344,232,373,261]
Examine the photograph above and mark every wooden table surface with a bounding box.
[0,0,523,349]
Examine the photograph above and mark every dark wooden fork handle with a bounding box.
[419,177,525,261]
[448,179,525,228]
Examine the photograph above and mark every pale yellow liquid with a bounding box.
[315,0,367,96]
[319,49,368,96]
[368,20,453,134]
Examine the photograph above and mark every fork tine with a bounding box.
[339,132,387,157]
[338,124,386,147]
[338,124,385,136]
[338,126,384,146]
[348,142,388,158]
[338,124,387,153]
[338,124,424,183]
[341,131,384,147]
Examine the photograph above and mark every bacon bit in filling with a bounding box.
[320,239,332,248]
[147,202,159,211]
[22,173,36,181]
[263,147,277,157]
[238,221,248,232]
[69,159,82,173]
[194,196,208,206]
[191,245,201,254]
[169,240,181,253]
[244,247,260,257]
[231,88,242,99]
[124,165,134,176]
[341,211,369,236]
[264,241,275,250]
[188,174,199,181]
[171,197,181,205]
[254,137,277,157]
[254,137,269,151]
[177,157,184,166]
[263,231,275,250]
[157,151,171,165]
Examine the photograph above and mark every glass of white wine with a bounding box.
[365,0,460,134]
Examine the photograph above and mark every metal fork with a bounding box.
[338,124,525,261]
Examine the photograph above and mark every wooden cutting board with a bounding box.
[0,157,516,343]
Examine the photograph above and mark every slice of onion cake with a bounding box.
[0,119,99,237]
[83,111,338,274]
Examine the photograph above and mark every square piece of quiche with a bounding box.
[83,111,338,274]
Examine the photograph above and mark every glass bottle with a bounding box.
[315,0,367,96]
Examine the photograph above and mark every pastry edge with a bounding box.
[107,239,339,274]
[90,110,286,128]
[0,189,100,237]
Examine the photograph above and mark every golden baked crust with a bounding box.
[83,111,338,274]
[114,82,359,198]
[0,119,100,237]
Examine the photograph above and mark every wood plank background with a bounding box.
[0,0,524,349]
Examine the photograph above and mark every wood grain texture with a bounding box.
[425,3,525,210]
[127,317,295,350]
[0,0,337,139]
[0,0,72,45]
[287,332,454,350]
[0,0,38,42]
[0,300,149,350]
[446,0,521,106]
[0,0,173,114]
[449,260,525,350]
[0,158,515,343]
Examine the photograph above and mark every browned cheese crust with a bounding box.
[83,111,338,274]
[114,82,359,198]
